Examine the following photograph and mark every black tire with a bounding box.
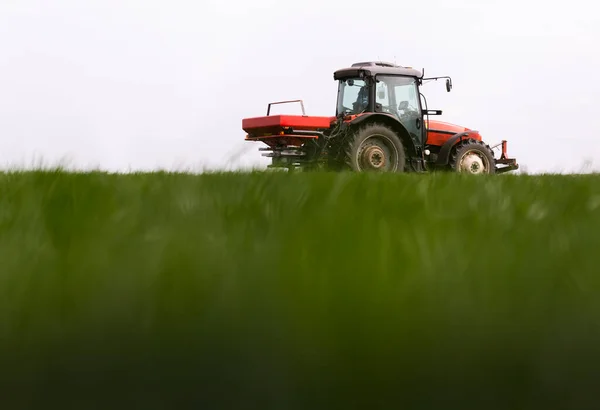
[449,139,496,174]
[340,123,407,172]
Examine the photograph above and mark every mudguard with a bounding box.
[434,130,480,166]
[346,113,419,156]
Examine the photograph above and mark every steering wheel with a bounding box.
[398,108,418,122]
[379,105,395,114]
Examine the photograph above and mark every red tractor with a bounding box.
[242,61,518,174]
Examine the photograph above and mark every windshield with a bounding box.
[336,78,368,116]
[374,75,420,116]
[375,75,423,143]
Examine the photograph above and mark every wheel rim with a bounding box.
[459,150,489,174]
[356,134,399,172]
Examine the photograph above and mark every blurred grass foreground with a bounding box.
[1,169,600,408]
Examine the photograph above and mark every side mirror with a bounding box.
[446,78,453,92]
[398,100,409,110]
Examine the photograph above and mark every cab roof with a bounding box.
[333,61,423,80]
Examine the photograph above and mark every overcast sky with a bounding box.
[1,0,598,173]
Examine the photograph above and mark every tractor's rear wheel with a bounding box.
[450,139,496,174]
[340,123,406,172]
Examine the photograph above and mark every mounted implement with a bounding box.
[242,61,518,174]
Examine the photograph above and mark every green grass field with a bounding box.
[1,170,600,408]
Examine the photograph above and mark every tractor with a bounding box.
[242,61,518,174]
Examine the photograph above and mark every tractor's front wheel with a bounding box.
[341,123,406,172]
[450,139,496,174]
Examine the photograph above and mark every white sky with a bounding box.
[1,0,598,173]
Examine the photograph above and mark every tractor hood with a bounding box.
[426,119,472,134]
[425,119,482,147]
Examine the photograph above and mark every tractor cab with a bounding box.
[333,62,430,153]
[334,62,425,116]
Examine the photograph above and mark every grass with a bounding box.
[1,169,600,408]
